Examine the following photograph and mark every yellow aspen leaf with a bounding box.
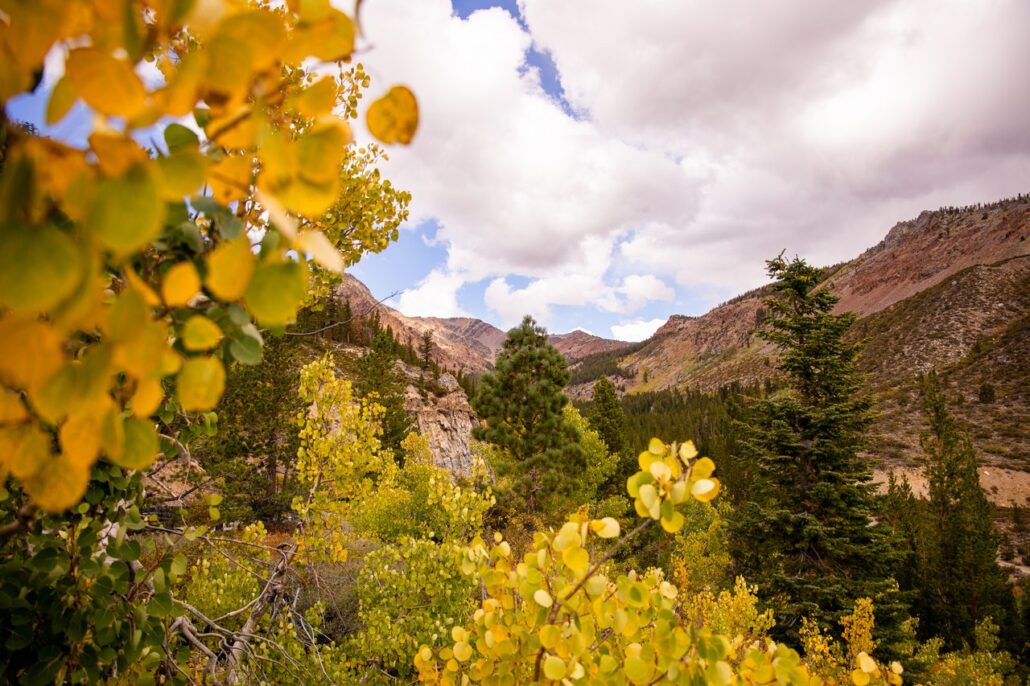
[533,589,553,608]
[28,138,91,199]
[539,625,561,649]
[162,262,201,306]
[562,545,589,577]
[116,320,169,379]
[0,223,81,315]
[155,149,208,200]
[4,423,49,479]
[89,132,149,177]
[66,47,147,120]
[852,670,870,686]
[244,261,307,326]
[100,403,124,462]
[0,51,31,101]
[295,230,343,272]
[660,509,685,533]
[160,349,183,376]
[0,317,63,390]
[453,641,473,663]
[543,655,566,680]
[623,655,651,685]
[111,417,159,470]
[60,408,105,469]
[23,454,90,512]
[255,187,298,240]
[124,268,162,307]
[0,389,28,424]
[205,236,255,301]
[366,85,418,145]
[214,9,287,73]
[286,8,355,63]
[107,288,148,343]
[648,437,667,455]
[298,119,351,184]
[46,76,76,125]
[206,108,256,149]
[3,0,64,71]
[177,356,225,411]
[204,34,255,105]
[691,456,715,480]
[275,176,339,217]
[288,77,338,118]
[207,154,253,204]
[857,653,877,673]
[181,315,223,351]
[85,165,166,256]
[132,377,164,417]
[590,517,620,539]
[155,51,208,117]
[679,440,698,462]
[691,478,720,503]
[31,345,113,425]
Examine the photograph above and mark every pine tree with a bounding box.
[355,331,415,463]
[728,254,908,653]
[472,316,585,514]
[587,376,627,456]
[915,371,1018,650]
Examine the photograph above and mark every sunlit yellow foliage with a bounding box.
[0,0,416,511]
[412,439,903,685]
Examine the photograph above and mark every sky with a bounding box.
[8,1,1029,341]
[348,0,1030,339]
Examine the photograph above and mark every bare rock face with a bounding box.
[399,366,478,476]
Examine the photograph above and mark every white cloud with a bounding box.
[396,269,468,318]
[611,318,667,342]
[355,0,1030,331]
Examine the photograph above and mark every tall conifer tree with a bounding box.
[729,255,907,652]
[915,371,1018,649]
[355,331,415,462]
[472,316,584,513]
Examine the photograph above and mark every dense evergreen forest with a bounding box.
[0,3,1026,685]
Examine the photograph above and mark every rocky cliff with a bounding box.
[394,361,478,475]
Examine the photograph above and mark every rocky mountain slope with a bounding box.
[333,274,628,373]
[567,196,1030,477]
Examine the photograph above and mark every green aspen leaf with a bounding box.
[244,260,307,326]
[543,655,566,680]
[229,334,263,365]
[163,123,199,152]
[110,417,158,470]
[86,166,166,256]
[0,223,81,314]
[155,149,207,200]
[181,315,223,351]
[176,356,225,411]
[45,75,76,125]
